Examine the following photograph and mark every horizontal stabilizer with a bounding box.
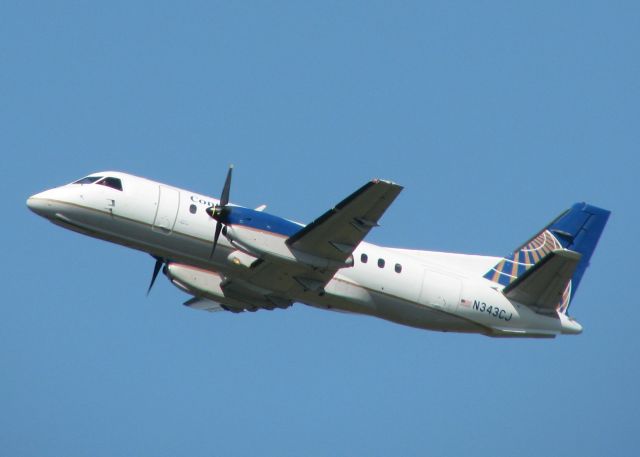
[503,249,581,312]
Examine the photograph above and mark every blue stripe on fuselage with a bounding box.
[225,206,303,237]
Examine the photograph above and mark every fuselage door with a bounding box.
[419,269,462,313]
[153,186,180,234]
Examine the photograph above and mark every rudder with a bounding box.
[547,202,610,297]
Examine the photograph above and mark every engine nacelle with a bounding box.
[165,263,241,308]
[165,263,291,312]
[225,225,353,271]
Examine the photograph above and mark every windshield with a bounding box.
[96,177,123,191]
[72,175,123,191]
[73,176,102,184]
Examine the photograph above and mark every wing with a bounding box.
[502,249,581,312]
[178,180,403,313]
[286,179,403,265]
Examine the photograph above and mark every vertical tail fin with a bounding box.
[484,203,610,313]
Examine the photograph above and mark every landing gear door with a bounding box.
[419,269,462,312]
[153,186,180,234]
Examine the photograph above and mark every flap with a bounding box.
[503,249,581,312]
[286,179,403,263]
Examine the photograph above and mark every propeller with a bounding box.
[146,256,164,295]
[206,164,233,259]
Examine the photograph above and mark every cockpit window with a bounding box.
[73,176,102,184]
[96,177,123,191]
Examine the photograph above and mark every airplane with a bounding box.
[26,167,610,338]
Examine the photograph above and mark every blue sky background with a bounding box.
[2,1,639,455]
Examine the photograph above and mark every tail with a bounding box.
[484,202,610,313]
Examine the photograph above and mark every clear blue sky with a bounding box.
[2,1,638,456]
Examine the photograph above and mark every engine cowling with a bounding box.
[225,225,353,271]
[164,262,291,312]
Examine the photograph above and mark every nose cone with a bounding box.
[26,189,58,218]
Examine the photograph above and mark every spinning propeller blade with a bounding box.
[210,222,223,259]
[208,165,233,259]
[147,256,164,295]
[220,164,233,207]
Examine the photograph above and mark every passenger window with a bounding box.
[378,258,385,268]
[361,253,368,263]
[189,204,197,214]
[96,177,123,191]
[395,263,402,273]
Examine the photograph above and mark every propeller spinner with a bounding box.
[206,164,233,259]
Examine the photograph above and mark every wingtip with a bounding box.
[372,178,402,188]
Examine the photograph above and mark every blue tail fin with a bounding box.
[484,203,610,313]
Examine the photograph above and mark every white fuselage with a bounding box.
[27,171,582,337]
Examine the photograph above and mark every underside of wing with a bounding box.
[286,179,403,264]
[502,249,581,312]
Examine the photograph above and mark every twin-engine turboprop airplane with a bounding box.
[27,168,610,338]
